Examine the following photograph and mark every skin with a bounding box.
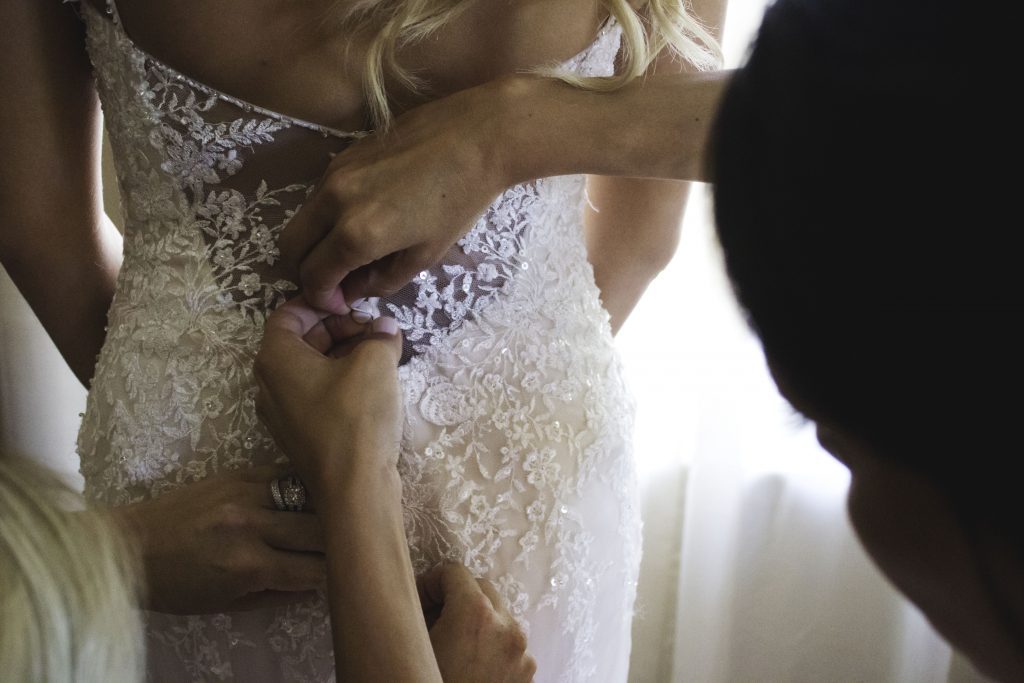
[255,299,536,681]
[0,0,730,614]
[771,364,1024,682]
[814,426,1024,682]
[0,0,121,387]
[109,465,328,614]
[6,0,1018,678]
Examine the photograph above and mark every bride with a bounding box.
[1,0,725,680]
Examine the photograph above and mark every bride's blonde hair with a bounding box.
[331,0,723,130]
[0,456,144,682]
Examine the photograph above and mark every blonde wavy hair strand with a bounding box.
[329,0,723,130]
[0,457,144,683]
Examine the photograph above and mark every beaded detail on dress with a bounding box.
[75,1,639,680]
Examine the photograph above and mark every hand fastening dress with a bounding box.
[75,2,641,681]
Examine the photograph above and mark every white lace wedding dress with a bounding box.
[74,1,641,681]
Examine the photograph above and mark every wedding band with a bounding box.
[270,477,286,511]
[279,475,307,512]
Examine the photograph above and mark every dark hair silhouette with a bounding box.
[708,0,1022,659]
[710,0,1015,512]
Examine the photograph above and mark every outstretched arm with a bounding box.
[0,0,122,388]
[279,35,732,312]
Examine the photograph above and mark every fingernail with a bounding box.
[371,317,399,336]
[351,309,372,323]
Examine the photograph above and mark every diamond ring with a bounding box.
[271,475,307,512]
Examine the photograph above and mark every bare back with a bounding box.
[72,0,639,678]
[84,0,611,132]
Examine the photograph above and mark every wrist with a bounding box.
[313,446,403,513]
[489,74,582,185]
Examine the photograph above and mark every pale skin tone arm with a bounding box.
[0,0,122,388]
[584,0,727,335]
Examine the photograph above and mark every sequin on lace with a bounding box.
[75,1,639,680]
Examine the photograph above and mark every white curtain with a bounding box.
[0,270,86,486]
[0,2,997,681]
[619,4,993,679]
[619,189,996,682]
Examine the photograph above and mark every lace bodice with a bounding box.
[74,1,640,681]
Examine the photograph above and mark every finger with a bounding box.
[417,562,448,612]
[234,476,311,512]
[258,549,328,593]
[299,229,369,314]
[256,509,325,553]
[266,296,331,339]
[302,319,334,355]
[323,312,373,344]
[238,464,292,485]
[234,478,286,510]
[278,195,333,282]
[432,562,485,609]
[475,575,503,612]
[342,248,431,303]
[327,317,402,360]
[517,654,538,682]
[360,318,404,362]
[257,298,333,380]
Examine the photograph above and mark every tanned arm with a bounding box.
[0,0,122,389]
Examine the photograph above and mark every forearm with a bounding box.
[496,69,732,185]
[0,216,121,387]
[318,466,441,683]
[1,0,118,388]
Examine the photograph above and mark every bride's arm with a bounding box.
[581,0,728,334]
[584,176,689,334]
[0,0,122,388]
[1,4,330,617]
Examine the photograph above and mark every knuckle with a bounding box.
[507,627,528,654]
[298,262,330,293]
[245,562,270,588]
[328,226,359,256]
[522,654,538,679]
[215,501,252,530]
[221,548,260,583]
[325,171,356,201]
[464,593,494,628]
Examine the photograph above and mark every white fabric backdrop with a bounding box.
[619,3,993,680]
[0,2,998,681]
[618,189,993,682]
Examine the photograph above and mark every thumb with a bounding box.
[342,248,430,303]
[420,562,483,613]
[330,316,403,365]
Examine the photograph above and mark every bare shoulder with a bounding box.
[82,0,616,127]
